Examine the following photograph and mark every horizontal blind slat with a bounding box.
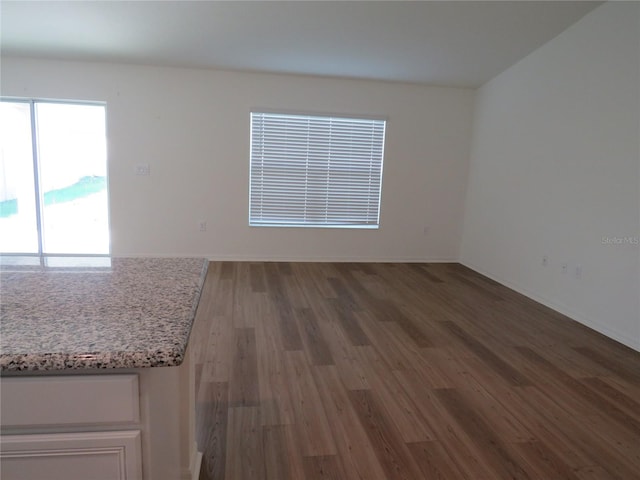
[250,111,385,228]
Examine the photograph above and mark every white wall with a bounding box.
[461,2,640,350]
[0,58,474,261]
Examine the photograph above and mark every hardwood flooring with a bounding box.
[191,262,640,480]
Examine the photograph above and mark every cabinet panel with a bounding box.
[0,430,142,480]
[1,375,139,428]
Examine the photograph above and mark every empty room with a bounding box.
[0,1,638,479]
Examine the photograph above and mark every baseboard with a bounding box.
[204,254,459,263]
[460,260,640,353]
[191,449,203,480]
[112,252,459,263]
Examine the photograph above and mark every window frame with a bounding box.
[248,110,387,229]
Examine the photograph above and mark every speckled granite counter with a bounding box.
[0,256,208,372]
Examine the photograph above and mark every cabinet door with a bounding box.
[0,430,142,480]
[1,374,140,429]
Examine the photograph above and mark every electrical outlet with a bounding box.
[199,221,207,232]
[541,255,549,267]
[423,226,430,236]
[561,263,568,274]
[135,163,150,176]
[575,265,582,278]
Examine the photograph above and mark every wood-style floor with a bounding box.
[191,262,640,480]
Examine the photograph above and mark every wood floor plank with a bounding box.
[194,261,640,480]
[321,335,371,391]
[231,262,254,328]
[393,369,528,479]
[515,346,640,437]
[294,262,339,299]
[351,345,435,443]
[277,262,293,276]
[354,272,392,300]
[313,305,372,390]
[255,308,296,427]
[197,382,228,480]
[330,263,375,302]
[573,346,640,384]
[353,263,376,275]
[262,425,290,480]
[534,344,615,378]
[329,299,371,347]
[225,406,265,480]
[282,273,311,310]
[516,385,640,479]
[204,315,235,383]
[336,263,437,348]
[581,376,640,420]
[327,276,362,311]
[417,347,469,389]
[249,263,266,293]
[229,327,259,407]
[219,261,234,280]
[506,350,639,455]
[355,311,416,371]
[264,263,304,351]
[262,424,305,480]
[442,320,531,386]
[295,307,334,366]
[370,263,460,323]
[433,388,531,479]
[435,345,514,391]
[407,440,467,480]
[311,365,388,480]
[301,455,347,480]
[575,465,621,480]
[347,389,425,480]
[211,278,234,317]
[511,440,582,480]
[368,298,434,347]
[284,350,337,457]
[449,271,505,302]
[446,355,535,443]
[484,385,614,477]
[191,270,218,366]
[598,375,640,404]
[407,263,445,283]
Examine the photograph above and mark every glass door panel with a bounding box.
[35,103,109,254]
[0,101,38,253]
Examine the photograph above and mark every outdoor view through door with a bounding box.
[0,100,109,255]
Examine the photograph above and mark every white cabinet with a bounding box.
[0,375,142,480]
[1,375,140,428]
[1,348,201,480]
[1,431,142,480]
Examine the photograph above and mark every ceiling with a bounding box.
[0,1,602,88]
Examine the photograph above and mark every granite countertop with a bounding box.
[0,256,208,372]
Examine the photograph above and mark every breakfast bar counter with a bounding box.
[0,256,209,480]
[0,256,208,372]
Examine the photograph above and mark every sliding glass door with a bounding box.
[0,99,110,255]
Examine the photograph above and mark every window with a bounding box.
[0,99,109,255]
[249,112,386,228]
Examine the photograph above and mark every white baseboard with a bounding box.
[460,260,640,352]
[191,449,203,480]
[112,252,459,263]
[203,254,458,263]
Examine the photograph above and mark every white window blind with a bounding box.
[249,112,386,228]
